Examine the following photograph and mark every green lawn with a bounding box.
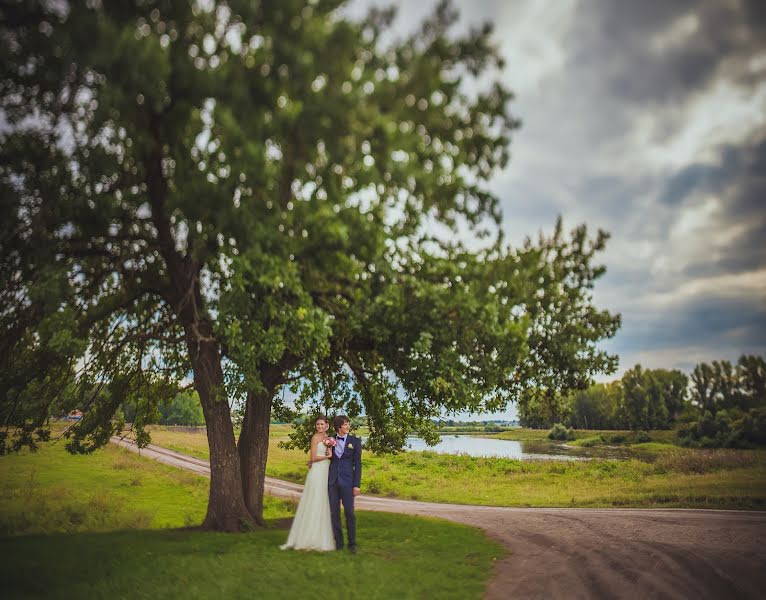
[143,426,766,510]
[0,439,504,600]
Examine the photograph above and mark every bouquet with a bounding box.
[323,437,337,447]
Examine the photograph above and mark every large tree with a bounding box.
[1,0,619,531]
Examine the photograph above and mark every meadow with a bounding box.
[143,426,766,510]
[0,439,504,599]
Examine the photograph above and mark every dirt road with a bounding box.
[111,436,766,599]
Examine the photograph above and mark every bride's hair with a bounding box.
[315,414,329,424]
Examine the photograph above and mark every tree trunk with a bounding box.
[147,126,254,531]
[188,331,255,532]
[238,387,273,524]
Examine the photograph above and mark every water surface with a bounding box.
[399,435,586,460]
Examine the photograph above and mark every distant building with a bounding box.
[66,410,83,421]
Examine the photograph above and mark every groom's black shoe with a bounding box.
[348,546,357,554]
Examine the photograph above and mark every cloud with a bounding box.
[573,0,766,105]
[604,288,766,376]
[655,127,766,277]
[348,0,766,392]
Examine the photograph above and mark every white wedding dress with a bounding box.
[280,441,336,551]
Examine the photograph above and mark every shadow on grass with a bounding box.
[0,511,504,600]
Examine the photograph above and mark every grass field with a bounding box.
[141,425,766,510]
[0,438,504,600]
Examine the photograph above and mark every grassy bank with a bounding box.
[143,426,766,510]
[360,446,765,509]
[0,439,503,599]
[492,428,679,445]
[0,442,222,534]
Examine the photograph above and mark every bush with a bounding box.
[608,434,626,444]
[578,435,605,447]
[678,407,766,448]
[548,423,575,441]
[635,431,652,443]
[733,407,766,445]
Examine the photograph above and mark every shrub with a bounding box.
[548,423,576,441]
[732,407,766,445]
[635,431,652,443]
[608,434,626,444]
[679,407,766,448]
[578,435,605,447]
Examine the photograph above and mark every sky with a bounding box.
[341,0,766,421]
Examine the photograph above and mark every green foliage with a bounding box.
[576,435,606,448]
[156,391,205,426]
[547,423,575,441]
[690,356,766,415]
[518,388,572,429]
[679,407,766,449]
[538,366,687,431]
[567,380,623,429]
[620,365,679,430]
[677,356,766,449]
[736,407,766,445]
[1,0,618,527]
[635,431,652,443]
[545,357,764,436]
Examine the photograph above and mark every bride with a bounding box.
[280,414,336,551]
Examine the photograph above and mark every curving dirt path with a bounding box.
[111,436,766,600]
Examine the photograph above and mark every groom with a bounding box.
[328,415,362,553]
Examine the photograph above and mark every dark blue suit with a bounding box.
[328,434,362,549]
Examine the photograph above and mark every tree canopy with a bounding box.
[1,0,619,530]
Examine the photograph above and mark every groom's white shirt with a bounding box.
[334,435,346,458]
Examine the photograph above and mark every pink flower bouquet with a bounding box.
[324,437,337,447]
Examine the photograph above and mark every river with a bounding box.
[394,435,589,460]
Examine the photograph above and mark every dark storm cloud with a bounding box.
[573,0,766,106]
[662,128,766,207]
[607,291,766,375]
[661,164,715,207]
[686,222,766,277]
[660,127,766,277]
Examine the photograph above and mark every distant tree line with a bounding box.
[121,391,204,428]
[679,356,765,447]
[518,356,765,445]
